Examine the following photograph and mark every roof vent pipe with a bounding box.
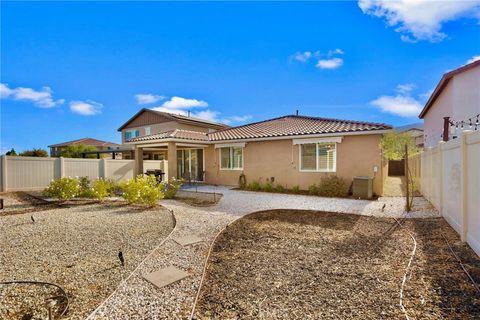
[188,110,191,117]
[296,109,299,116]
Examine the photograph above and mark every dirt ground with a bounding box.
[194,210,480,319]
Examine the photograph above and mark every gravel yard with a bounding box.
[194,210,480,319]
[0,203,174,320]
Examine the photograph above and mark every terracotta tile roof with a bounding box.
[126,129,209,143]
[48,137,122,148]
[208,115,392,141]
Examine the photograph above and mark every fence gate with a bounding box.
[388,159,405,176]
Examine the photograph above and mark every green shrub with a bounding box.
[121,175,164,206]
[246,181,261,191]
[161,178,183,199]
[308,184,318,195]
[91,179,113,199]
[43,177,81,200]
[77,176,94,198]
[291,185,300,194]
[274,184,285,193]
[318,176,348,198]
[262,182,273,192]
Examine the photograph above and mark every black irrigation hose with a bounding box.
[441,234,480,294]
[0,280,69,318]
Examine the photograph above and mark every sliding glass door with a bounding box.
[177,149,204,181]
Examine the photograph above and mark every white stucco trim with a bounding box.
[214,142,246,149]
[292,137,343,145]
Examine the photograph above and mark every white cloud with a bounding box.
[0,83,64,108]
[466,55,480,64]
[358,0,480,42]
[396,83,415,94]
[370,84,428,117]
[316,57,344,69]
[151,95,250,125]
[293,51,312,63]
[69,100,102,116]
[135,93,165,104]
[160,96,208,110]
[328,48,344,56]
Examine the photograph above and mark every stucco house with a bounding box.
[48,137,123,158]
[119,109,392,195]
[419,59,480,147]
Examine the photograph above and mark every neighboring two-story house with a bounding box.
[48,137,123,158]
[419,59,480,147]
[118,108,392,195]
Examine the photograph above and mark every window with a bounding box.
[300,143,336,172]
[145,127,151,136]
[124,130,140,140]
[220,146,243,170]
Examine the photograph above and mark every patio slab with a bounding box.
[143,266,189,289]
[172,235,203,246]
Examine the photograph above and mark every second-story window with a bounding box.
[145,127,151,136]
[124,130,140,140]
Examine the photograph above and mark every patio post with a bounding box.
[167,142,177,180]
[134,146,144,177]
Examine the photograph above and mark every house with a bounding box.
[48,137,123,158]
[419,59,480,147]
[119,109,392,195]
[396,123,424,148]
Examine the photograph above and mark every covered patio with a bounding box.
[126,130,211,182]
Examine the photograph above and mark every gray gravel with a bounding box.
[0,203,174,320]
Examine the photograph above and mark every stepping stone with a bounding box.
[143,266,189,289]
[172,235,203,246]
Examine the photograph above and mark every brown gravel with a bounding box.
[194,210,480,319]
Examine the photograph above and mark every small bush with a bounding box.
[274,184,285,193]
[308,184,318,195]
[318,176,348,198]
[246,181,261,191]
[262,183,273,192]
[43,177,80,200]
[91,179,113,199]
[161,178,183,199]
[291,185,300,194]
[121,175,164,206]
[77,176,94,198]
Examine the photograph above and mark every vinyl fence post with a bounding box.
[1,155,7,192]
[460,131,471,242]
[59,157,65,178]
[102,158,107,179]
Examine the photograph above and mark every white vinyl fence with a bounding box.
[416,130,480,256]
[0,156,166,192]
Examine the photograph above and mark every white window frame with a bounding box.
[219,146,244,170]
[144,127,151,136]
[299,142,337,172]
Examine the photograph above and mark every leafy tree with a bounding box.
[19,148,49,157]
[380,132,419,160]
[5,148,17,156]
[58,144,98,158]
[380,131,419,212]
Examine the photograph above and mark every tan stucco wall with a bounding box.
[424,65,480,148]
[204,134,385,195]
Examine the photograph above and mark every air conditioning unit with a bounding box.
[352,176,373,199]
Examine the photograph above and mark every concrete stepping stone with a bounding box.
[143,265,189,289]
[172,235,203,246]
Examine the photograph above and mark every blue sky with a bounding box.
[1,1,479,153]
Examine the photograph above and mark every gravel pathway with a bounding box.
[0,203,174,320]
[88,185,439,319]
